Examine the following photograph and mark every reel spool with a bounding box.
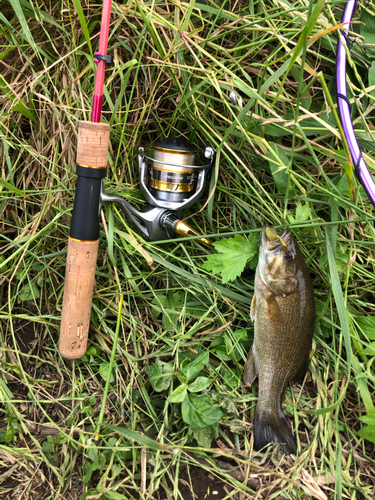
[149,138,198,204]
[139,137,214,211]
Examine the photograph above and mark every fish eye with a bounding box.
[284,252,294,263]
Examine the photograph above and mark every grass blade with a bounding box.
[8,0,38,53]
[106,425,175,451]
[72,0,92,55]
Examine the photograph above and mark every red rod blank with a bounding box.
[91,0,113,123]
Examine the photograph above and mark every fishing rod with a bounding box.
[59,0,112,360]
[59,1,214,360]
[336,0,375,207]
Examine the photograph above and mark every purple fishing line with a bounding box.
[336,0,375,206]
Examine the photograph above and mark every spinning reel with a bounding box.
[100,137,214,245]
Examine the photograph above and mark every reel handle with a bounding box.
[173,220,213,247]
[59,121,110,359]
[162,212,213,247]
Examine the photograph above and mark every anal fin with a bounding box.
[244,347,258,386]
[293,356,310,384]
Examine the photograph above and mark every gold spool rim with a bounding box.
[153,146,197,154]
[151,165,194,174]
[150,179,195,192]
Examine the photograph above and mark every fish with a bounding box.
[244,226,315,454]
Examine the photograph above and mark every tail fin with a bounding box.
[253,412,296,455]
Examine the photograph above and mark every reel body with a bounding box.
[100,137,214,243]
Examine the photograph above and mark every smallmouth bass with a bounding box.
[244,227,315,454]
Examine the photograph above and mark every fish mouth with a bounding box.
[262,226,291,251]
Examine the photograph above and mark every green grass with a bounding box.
[1,0,375,498]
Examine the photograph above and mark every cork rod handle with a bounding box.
[59,121,110,359]
[59,238,99,359]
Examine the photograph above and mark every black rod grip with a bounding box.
[69,171,104,241]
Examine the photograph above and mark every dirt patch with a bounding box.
[12,318,38,354]
[168,466,230,500]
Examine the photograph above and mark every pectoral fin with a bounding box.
[264,293,285,329]
[250,294,256,322]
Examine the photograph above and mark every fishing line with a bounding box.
[336,0,375,206]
